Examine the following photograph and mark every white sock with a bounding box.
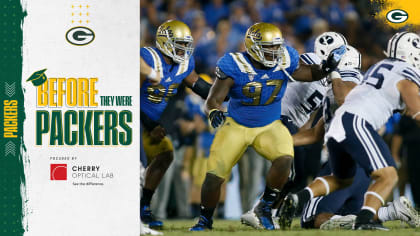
[377,203,397,222]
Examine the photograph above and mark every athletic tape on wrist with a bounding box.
[412,111,420,120]
[328,71,340,80]
[365,191,385,205]
[315,177,330,195]
[148,69,157,80]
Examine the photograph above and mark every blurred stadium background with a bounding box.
[140,0,420,220]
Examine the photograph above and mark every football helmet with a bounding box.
[156,20,194,64]
[386,32,420,69]
[314,32,348,61]
[338,45,361,70]
[245,22,284,68]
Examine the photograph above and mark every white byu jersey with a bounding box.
[282,53,329,128]
[327,59,420,141]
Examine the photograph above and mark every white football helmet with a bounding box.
[338,45,361,70]
[386,32,420,69]
[314,32,348,61]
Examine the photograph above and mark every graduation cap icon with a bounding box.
[26,69,47,86]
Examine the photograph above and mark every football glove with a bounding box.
[322,45,346,73]
[208,109,226,129]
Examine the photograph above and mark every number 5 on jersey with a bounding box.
[363,64,394,89]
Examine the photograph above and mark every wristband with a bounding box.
[148,69,157,80]
[328,71,341,80]
[412,111,420,119]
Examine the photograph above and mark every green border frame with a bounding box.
[0,1,26,235]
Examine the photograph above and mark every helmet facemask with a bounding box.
[248,37,284,68]
[157,29,194,64]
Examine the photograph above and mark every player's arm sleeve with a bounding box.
[191,76,212,100]
[183,69,212,101]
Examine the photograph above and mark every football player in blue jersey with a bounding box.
[189,22,347,231]
[140,20,215,229]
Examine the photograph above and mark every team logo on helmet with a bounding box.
[157,26,173,37]
[386,9,408,24]
[319,35,334,45]
[412,38,420,49]
[247,29,262,41]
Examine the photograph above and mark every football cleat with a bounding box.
[140,221,163,235]
[392,196,420,228]
[353,218,390,231]
[254,200,275,230]
[141,205,163,229]
[320,215,356,230]
[241,206,280,230]
[278,193,298,230]
[241,210,263,229]
[189,216,213,231]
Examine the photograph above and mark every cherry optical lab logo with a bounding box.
[51,164,67,180]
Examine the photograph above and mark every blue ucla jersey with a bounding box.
[140,47,195,121]
[217,45,299,127]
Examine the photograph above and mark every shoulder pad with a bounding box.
[216,53,241,79]
[140,47,154,68]
[142,47,164,78]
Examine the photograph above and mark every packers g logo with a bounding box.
[66,26,95,46]
[386,9,408,23]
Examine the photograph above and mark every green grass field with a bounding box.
[157,219,420,236]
